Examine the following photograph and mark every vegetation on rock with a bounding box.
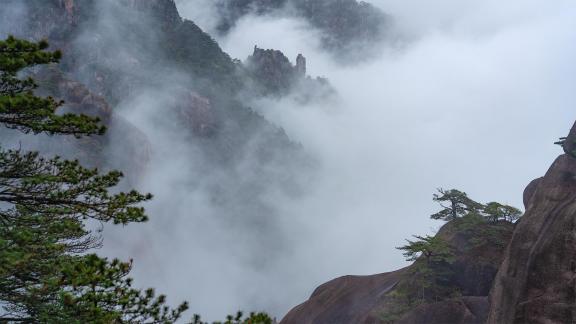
[380,189,522,323]
[192,311,273,324]
[430,188,483,221]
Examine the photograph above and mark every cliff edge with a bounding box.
[282,121,576,323]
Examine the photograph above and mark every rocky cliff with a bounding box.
[282,218,515,323]
[3,0,310,166]
[1,0,313,259]
[282,121,576,324]
[244,46,332,100]
[487,120,576,323]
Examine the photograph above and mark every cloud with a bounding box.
[0,1,29,38]
[4,0,575,321]
[174,0,221,33]
[176,0,576,319]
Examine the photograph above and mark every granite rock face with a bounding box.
[281,270,407,324]
[244,46,333,100]
[246,46,304,96]
[281,219,514,324]
[487,122,576,324]
[396,296,489,324]
[282,121,576,324]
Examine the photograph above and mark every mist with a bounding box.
[172,0,576,319]
[2,0,576,322]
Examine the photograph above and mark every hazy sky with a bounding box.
[170,0,576,319]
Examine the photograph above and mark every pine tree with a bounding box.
[0,35,105,136]
[396,235,455,301]
[397,235,454,264]
[430,188,483,221]
[0,36,188,323]
[192,311,274,324]
[483,202,522,223]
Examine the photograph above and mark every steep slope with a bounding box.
[487,121,576,323]
[283,120,576,324]
[2,0,313,170]
[1,0,322,271]
[282,218,515,323]
[282,270,407,323]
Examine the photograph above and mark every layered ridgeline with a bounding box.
[0,0,334,233]
[1,0,330,164]
[0,0,334,319]
[214,0,390,62]
[281,122,576,324]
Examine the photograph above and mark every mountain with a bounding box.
[282,218,514,323]
[215,0,390,61]
[2,0,313,170]
[244,46,333,100]
[280,121,576,323]
[487,121,576,323]
[0,0,318,267]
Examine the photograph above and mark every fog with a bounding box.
[3,0,576,321]
[173,0,576,319]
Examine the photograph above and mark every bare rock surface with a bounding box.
[396,296,488,324]
[281,269,406,324]
[487,123,576,324]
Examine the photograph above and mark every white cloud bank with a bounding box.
[112,0,576,320]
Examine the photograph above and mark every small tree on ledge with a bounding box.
[397,235,456,302]
[430,188,483,221]
[483,202,523,223]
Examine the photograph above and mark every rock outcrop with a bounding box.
[245,46,334,101]
[396,296,489,324]
[283,121,576,324]
[487,121,576,323]
[246,46,304,96]
[282,218,514,324]
[174,90,217,137]
[282,270,407,324]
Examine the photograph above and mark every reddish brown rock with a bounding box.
[281,213,514,324]
[281,270,406,324]
[487,135,576,324]
[174,91,217,137]
[523,177,543,209]
[396,296,488,324]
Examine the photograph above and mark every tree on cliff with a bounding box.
[430,188,483,221]
[0,36,188,322]
[483,202,522,223]
[397,235,454,264]
[397,235,455,301]
[555,136,576,157]
[192,311,273,324]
